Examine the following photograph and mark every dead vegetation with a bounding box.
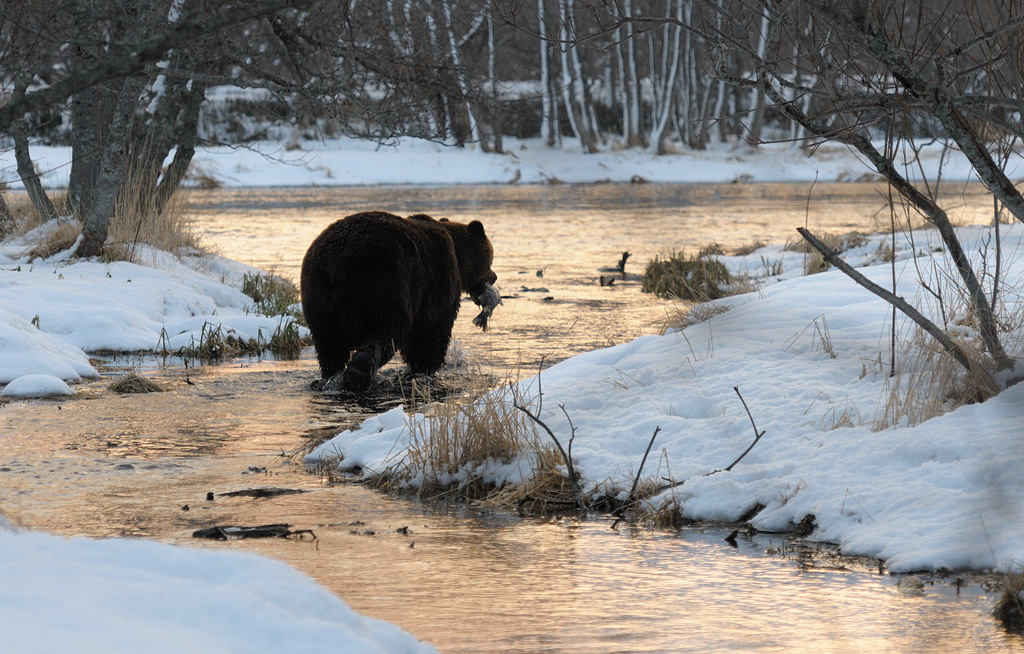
[2,181,198,263]
[107,372,164,394]
[642,245,733,301]
[786,231,869,275]
[994,572,1024,632]
[367,380,571,505]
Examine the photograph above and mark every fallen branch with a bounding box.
[797,226,980,376]
[514,402,587,517]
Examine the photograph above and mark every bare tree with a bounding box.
[695,0,1022,377]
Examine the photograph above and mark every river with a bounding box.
[1,183,1019,652]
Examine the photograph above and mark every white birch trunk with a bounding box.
[743,6,771,144]
[650,0,683,152]
[441,0,481,146]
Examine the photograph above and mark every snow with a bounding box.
[0,524,437,653]
[0,135,996,190]
[306,222,1024,573]
[1,134,1022,645]
[1,373,74,397]
[0,240,308,382]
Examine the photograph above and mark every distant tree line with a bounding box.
[2,0,1023,266]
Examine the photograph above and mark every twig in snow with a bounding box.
[611,425,661,530]
[514,402,587,517]
[654,386,766,494]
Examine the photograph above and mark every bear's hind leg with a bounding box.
[342,338,397,393]
[401,325,451,377]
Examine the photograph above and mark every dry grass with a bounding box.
[788,231,869,275]
[108,372,164,394]
[328,369,576,507]
[386,381,565,501]
[661,298,732,333]
[242,271,301,318]
[873,244,1024,430]
[642,246,733,301]
[26,216,80,260]
[732,240,767,256]
[873,329,1000,430]
[994,572,1024,632]
[2,174,199,262]
[108,170,199,260]
[183,161,223,189]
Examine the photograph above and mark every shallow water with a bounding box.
[186,182,997,370]
[2,183,1021,652]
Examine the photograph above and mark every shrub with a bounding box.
[242,271,301,318]
[642,246,732,301]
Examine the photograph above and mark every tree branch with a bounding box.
[514,402,587,517]
[0,0,310,134]
[797,226,979,375]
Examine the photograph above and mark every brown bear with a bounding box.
[300,211,497,393]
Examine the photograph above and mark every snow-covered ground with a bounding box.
[0,135,998,189]
[0,219,307,386]
[0,518,437,653]
[306,223,1024,574]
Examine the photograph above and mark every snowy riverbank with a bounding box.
[1,137,1022,646]
[306,223,1024,574]
[0,135,999,189]
[0,227,438,649]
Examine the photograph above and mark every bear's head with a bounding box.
[441,219,497,301]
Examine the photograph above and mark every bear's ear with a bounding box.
[439,218,449,222]
[468,220,486,238]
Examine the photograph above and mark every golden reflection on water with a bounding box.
[0,360,1020,653]
[1,184,1021,652]
[186,182,999,371]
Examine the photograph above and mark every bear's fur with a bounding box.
[300,211,496,392]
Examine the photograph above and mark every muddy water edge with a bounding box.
[1,182,1021,653]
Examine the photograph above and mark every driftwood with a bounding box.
[192,523,316,540]
[217,487,308,499]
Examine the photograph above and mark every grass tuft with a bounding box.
[994,572,1024,632]
[242,271,301,318]
[642,246,732,301]
[108,372,164,394]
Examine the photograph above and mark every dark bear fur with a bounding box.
[300,211,496,393]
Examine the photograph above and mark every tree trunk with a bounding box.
[486,5,503,154]
[76,76,146,257]
[622,0,645,146]
[743,7,771,145]
[650,0,683,153]
[0,191,13,237]
[440,0,481,147]
[154,82,207,216]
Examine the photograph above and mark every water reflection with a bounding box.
[1,184,1020,652]
[186,182,997,371]
[1,359,1020,652]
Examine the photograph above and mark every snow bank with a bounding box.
[1,374,74,397]
[0,243,307,386]
[308,222,1024,573]
[0,136,991,189]
[0,526,436,653]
